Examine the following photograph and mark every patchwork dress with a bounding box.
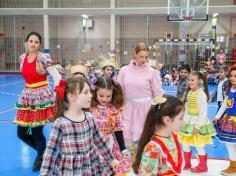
[139,133,183,176]
[91,105,132,175]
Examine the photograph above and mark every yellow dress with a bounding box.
[179,89,216,147]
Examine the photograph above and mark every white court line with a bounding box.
[0,74,16,78]
[0,107,15,115]
[0,91,20,96]
[0,81,24,87]
[0,120,13,122]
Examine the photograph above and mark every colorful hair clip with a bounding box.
[152,95,167,108]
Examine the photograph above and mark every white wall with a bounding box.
[186,15,236,36]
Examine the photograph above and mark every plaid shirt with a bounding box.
[177,78,188,99]
[40,112,114,176]
[211,79,229,103]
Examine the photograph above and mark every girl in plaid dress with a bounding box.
[90,76,133,175]
[41,77,118,176]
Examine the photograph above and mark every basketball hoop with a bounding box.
[167,0,208,22]
[183,16,193,21]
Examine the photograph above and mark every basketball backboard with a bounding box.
[167,0,209,22]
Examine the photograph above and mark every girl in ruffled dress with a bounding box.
[179,70,216,173]
[90,76,132,175]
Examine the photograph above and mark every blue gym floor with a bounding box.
[0,74,229,176]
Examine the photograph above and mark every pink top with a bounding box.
[117,62,164,99]
[90,105,123,137]
[117,61,164,141]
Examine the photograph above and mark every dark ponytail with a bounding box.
[133,95,184,174]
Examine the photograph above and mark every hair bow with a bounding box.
[152,95,167,110]
[54,80,65,99]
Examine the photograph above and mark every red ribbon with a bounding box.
[54,80,65,99]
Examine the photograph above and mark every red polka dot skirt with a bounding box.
[14,85,56,127]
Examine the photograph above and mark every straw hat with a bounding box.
[148,59,157,69]
[148,59,164,70]
[95,52,120,70]
[69,64,88,77]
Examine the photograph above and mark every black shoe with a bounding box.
[32,156,43,172]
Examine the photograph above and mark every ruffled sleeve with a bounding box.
[19,53,27,71]
[36,53,53,75]
[39,53,53,68]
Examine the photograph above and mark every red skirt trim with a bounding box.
[14,106,56,126]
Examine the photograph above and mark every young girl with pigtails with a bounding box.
[90,76,133,175]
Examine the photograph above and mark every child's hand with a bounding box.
[111,159,119,170]
[193,128,199,134]
[122,149,131,159]
[212,118,218,124]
